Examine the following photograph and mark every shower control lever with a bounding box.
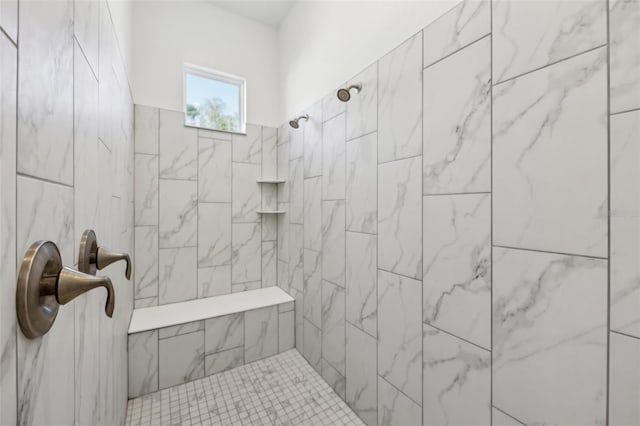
[16,240,115,339]
[78,229,131,279]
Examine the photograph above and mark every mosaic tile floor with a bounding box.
[125,349,364,426]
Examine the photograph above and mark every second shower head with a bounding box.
[289,114,309,129]
[337,84,362,102]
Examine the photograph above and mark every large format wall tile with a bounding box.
[378,156,422,279]
[232,162,261,223]
[346,232,377,337]
[288,224,303,292]
[346,132,377,233]
[346,324,377,426]
[609,0,640,113]
[423,194,491,349]
[377,376,421,426]
[423,325,491,426]
[493,48,607,257]
[159,331,204,389]
[304,176,322,251]
[492,0,606,83]
[233,123,261,164]
[609,332,640,426]
[262,241,277,287]
[159,109,197,180]
[303,249,322,328]
[289,157,304,224]
[322,200,345,287]
[492,247,607,425]
[304,101,323,178]
[278,310,295,351]
[322,113,346,200]
[492,408,525,426]
[18,0,74,185]
[378,33,422,163]
[159,247,197,304]
[159,179,197,248]
[377,270,422,403]
[134,226,159,300]
[346,63,378,141]
[205,347,244,376]
[323,89,346,123]
[423,36,491,194]
[198,265,231,298]
[423,0,490,67]
[0,0,17,42]
[303,319,322,372]
[128,331,158,398]
[199,136,231,202]
[231,222,261,284]
[262,127,278,179]
[205,313,244,355]
[198,203,231,267]
[321,359,346,399]
[134,154,158,225]
[610,110,640,337]
[321,280,346,375]
[245,306,278,363]
[134,105,159,154]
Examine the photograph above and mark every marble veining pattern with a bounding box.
[304,176,322,251]
[233,124,261,164]
[135,154,159,225]
[245,306,278,363]
[609,0,640,113]
[323,113,347,200]
[232,162,261,223]
[134,226,159,300]
[198,203,231,268]
[346,232,377,337]
[231,222,262,284]
[159,247,198,304]
[322,200,346,287]
[346,64,378,141]
[377,376,421,426]
[321,280,346,375]
[304,249,323,328]
[346,132,377,233]
[198,136,231,202]
[159,179,197,248]
[159,109,197,180]
[304,101,323,178]
[346,323,377,426]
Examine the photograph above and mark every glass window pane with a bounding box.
[185,71,242,132]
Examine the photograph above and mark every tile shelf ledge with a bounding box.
[256,178,286,183]
[257,210,286,214]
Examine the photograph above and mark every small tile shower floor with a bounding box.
[125,349,364,426]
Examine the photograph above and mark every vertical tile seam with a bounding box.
[605,0,611,424]
[490,0,494,424]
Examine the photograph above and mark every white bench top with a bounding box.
[128,287,294,334]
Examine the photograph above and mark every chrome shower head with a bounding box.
[336,84,362,102]
[289,114,309,129]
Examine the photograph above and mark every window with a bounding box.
[183,64,246,133]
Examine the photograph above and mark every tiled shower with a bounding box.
[1,0,639,425]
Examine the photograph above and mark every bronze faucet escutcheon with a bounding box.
[78,229,131,279]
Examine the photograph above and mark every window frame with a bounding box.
[183,63,247,134]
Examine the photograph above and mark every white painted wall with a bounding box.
[131,1,280,127]
[278,0,459,121]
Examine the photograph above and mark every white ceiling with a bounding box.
[208,1,295,28]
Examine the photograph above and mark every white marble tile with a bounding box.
[609,332,640,426]
[346,323,377,426]
[128,331,158,398]
[262,126,278,179]
[492,0,606,83]
[289,157,304,224]
[423,37,491,194]
[303,100,323,178]
[134,154,158,226]
[233,123,261,164]
[199,137,231,202]
[198,203,231,267]
[74,0,99,76]
[304,249,323,328]
[231,222,261,284]
[205,347,244,376]
[18,0,74,185]
[323,89,346,123]
[74,288,101,425]
[322,113,346,200]
[346,132,377,233]
[378,33,422,163]
[492,408,526,426]
[158,321,203,340]
[304,176,322,251]
[198,265,231,298]
[377,376,421,426]
[288,224,304,292]
[346,232,377,337]
[277,141,290,202]
[159,179,197,248]
[377,270,422,404]
[610,0,640,113]
[378,156,422,279]
[423,194,491,349]
[492,247,607,426]
[262,213,277,242]
[279,301,295,313]
[232,162,261,223]
[289,123,304,160]
[134,226,159,300]
[159,330,204,389]
[303,319,322,372]
[294,289,304,352]
[277,204,289,262]
[134,105,159,154]
[322,280,346,375]
[245,306,278,363]
[423,0,490,67]
[346,63,378,141]
[262,241,277,287]
[159,109,197,180]
[97,0,114,148]
[493,48,608,257]
[261,181,278,212]
[0,33,16,426]
[158,247,197,305]
[198,128,232,141]
[322,359,346,400]
[232,281,261,293]
[611,110,640,337]
[279,310,295,352]
[204,313,243,354]
[0,0,17,42]
[322,200,346,287]
[423,324,491,426]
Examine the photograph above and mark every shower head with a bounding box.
[336,84,362,102]
[289,114,309,129]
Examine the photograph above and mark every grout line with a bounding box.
[424,191,491,197]
[610,106,640,116]
[379,374,422,408]
[377,153,422,166]
[606,2,612,424]
[493,244,608,260]
[610,330,640,342]
[16,172,74,189]
[493,405,527,426]
[0,25,16,47]
[423,33,492,70]
[424,322,491,352]
[377,267,420,282]
[489,2,494,423]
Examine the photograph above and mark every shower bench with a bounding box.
[127,287,295,398]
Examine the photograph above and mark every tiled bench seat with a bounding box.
[127,287,295,398]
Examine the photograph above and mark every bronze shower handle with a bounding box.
[57,267,115,317]
[79,229,132,280]
[95,247,132,280]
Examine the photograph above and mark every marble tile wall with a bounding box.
[0,0,134,424]
[277,0,639,425]
[133,106,279,307]
[127,302,294,398]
